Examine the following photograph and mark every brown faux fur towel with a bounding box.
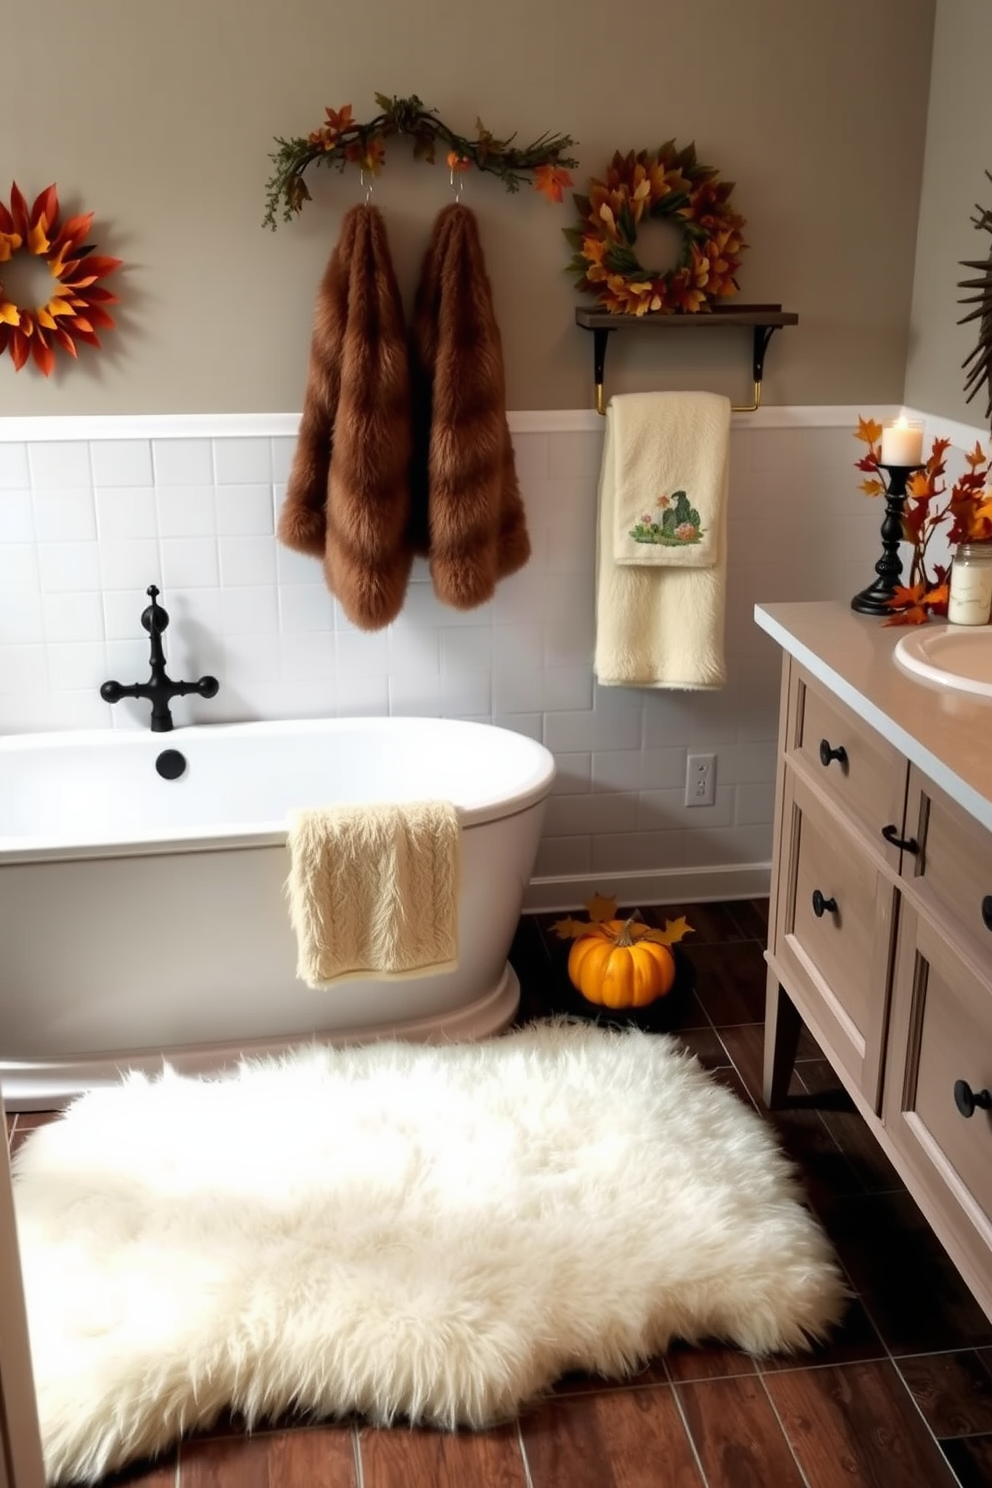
[410,203,530,609]
[277,204,413,631]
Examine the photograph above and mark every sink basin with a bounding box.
[895,624,992,697]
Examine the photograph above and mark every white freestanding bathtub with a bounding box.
[0,717,555,1108]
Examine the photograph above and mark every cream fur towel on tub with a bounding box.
[594,391,731,689]
[285,800,461,986]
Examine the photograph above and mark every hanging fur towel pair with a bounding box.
[278,202,529,629]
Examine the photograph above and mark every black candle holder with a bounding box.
[850,462,924,615]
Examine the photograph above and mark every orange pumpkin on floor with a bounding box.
[567,917,677,1010]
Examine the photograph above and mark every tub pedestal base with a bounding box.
[1,964,522,1111]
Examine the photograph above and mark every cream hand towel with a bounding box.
[594,399,729,690]
[611,391,730,567]
[285,800,460,988]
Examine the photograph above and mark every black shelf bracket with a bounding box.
[575,304,799,415]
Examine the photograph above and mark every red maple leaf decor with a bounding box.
[0,182,122,376]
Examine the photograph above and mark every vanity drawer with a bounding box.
[789,667,908,860]
[884,903,992,1310]
[905,765,992,960]
[773,771,897,1108]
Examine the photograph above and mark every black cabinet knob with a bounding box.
[954,1079,992,1119]
[881,824,921,854]
[818,739,848,769]
[812,889,838,918]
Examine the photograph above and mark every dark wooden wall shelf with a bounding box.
[575,303,799,414]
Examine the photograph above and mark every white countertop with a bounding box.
[754,601,992,834]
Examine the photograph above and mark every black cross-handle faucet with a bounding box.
[100,584,219,733]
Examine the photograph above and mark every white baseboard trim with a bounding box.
[522,863,772,914]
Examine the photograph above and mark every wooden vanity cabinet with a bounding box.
[764,661,906,1114]
[764,651,992,1321]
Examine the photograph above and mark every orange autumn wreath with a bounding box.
[565,142,746,316]
[0,183,122,375]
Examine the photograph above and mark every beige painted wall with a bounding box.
[3,0,933,415]
[905,0,992,430]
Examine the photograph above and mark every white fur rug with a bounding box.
[12,1022,847,1484]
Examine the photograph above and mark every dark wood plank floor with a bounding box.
[7,900,992,1487]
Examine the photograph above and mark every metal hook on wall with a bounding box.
[449,166,464,204]
[360,169,374,205]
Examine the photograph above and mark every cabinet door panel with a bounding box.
[793,669,907,864]
[884,904,992,1317]
[906,765,992,960]
[773,771,897,1109]
[888,913,992,1219]
[792,795,877,1040]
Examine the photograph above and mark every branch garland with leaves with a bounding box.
[263,93,577,228]
[854,415,992,623]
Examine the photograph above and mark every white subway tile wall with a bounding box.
[0,414,952,894]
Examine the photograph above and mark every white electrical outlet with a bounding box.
[685,752,717,807]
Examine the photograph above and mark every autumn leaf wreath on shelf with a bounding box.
[564,140,747,317]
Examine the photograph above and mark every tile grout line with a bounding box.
[757,1175,966,1488]
[787,1064,868,1193]
[514,1417,536,1488]
[754,1371,815,1488]
[889,1341,992,1451]
[692,982,913,1399]
[888,1352,976,1480]
[798,1198,900,1378]
[764,1355,961,1488]
[718,1026,866,1191]
[351,1423,365,1488]
[665,1378,714,1488]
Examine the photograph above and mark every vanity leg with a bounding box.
[763,971,803,1109]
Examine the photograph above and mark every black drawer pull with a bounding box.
[881,824,920,854]
[982,896,992,932]
[954,1079,992,1119]
[811,889,838,918]
[818,738,848,769]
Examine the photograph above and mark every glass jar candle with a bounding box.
[948,542,992,625]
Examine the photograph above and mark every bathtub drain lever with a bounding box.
[100,584,219,732]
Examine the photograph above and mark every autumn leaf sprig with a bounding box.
[855,415,992,624]
[263,92,577,228]
[551,893,694,949]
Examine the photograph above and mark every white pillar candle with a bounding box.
[880,417,924,466]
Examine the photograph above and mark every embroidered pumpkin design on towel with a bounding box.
[629,490,703,546]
